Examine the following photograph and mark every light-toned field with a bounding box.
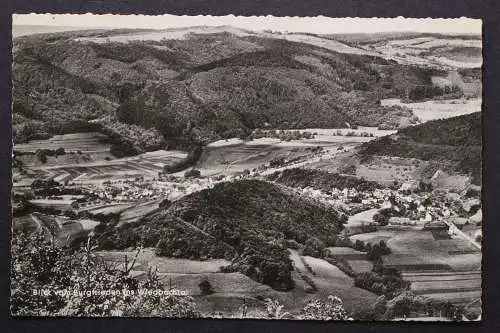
[349,230,400,244]
[381,98,481,123]
[381,229,481,272]
[376,228,481,307]
[346,208,379,228]
[28,196,79,210]
[97,249,294,317]
[288,249,377,312]
[411,278,481,293]
[199,129,384,177]
[326,247,368,260]
[97,249,230,274]
[117,200,160,225]
[387,231,479,256]
[371,37,482,69]
[156,272,272,296]
[79,202,136,215]
[348,260,373,274]
[75,26,258,43]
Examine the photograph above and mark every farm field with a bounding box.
[14,132,112,153]
[356,159,420,184]
[349,230,400,244]
[19,213,96,245]
[348,260,373,274]
[26,149,187,185]
[28,195,83,210]
[117,200,161,225]
[347,223,481,310]
[346,208,379,228]
[97,249,230,274]
[197,128,390,177]
[13,132,188,187]
[404,268,482,314]
[381,98,481,123]
[326,247,368,260]
[379,229,481,272]
[375,228,482,309]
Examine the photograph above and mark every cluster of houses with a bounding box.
[292,180,481,232]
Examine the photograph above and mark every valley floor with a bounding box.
[12,111,482,319]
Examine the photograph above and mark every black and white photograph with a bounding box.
[10,14,482,321]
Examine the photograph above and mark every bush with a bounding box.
[110,139,138,158]
[198,279,214,295]
[303,237,325,257]
[354,270,410,298]
[373,209,391,226]
[11,232,200,317]
[163,146,203,174]
[301,296,350,320]
[35,149,47,164]
[55,147,65,156]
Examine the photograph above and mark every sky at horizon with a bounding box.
[12,14,482,35]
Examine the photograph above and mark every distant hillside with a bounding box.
[330,32,481,45]
[96,179,347,290]
[358,112,482,184]
[13,28,451,150]
[329,32,482,70]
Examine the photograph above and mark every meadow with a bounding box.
[381,98,481,123]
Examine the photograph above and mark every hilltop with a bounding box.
[358,112,482,184]
[14,27,473,151]
[95,179,347,290]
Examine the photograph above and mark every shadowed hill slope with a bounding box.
[13,29,443,150]
[267,168,382,192]
[358,112,482,184]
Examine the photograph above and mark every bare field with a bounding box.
[97,249,230,274]
[117,200,161,225]
[29,150,187,185]
[349,230,399,244]
[348,260,373,273]
[419,290,481,304]
[381,98,481,123]
[346,208,379,228]
[15,132,112,153]
[382,230,480,273]
[326,247,367,260]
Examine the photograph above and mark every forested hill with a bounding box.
[358,112,482,183]
[12,27,451,150]
[95,179,347,290]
